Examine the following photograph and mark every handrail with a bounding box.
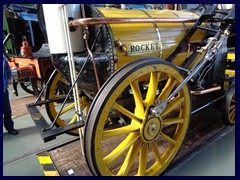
[69,17,199,26]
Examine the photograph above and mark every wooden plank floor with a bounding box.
[48,104,230,176]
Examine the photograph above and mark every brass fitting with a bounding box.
[115,39,126,52]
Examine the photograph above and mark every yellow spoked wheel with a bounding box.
[45,71,90,136]
[222,81,235,125]
[84,58,191,176]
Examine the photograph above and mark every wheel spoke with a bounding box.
[52,95,66,98]
[161,96,184,117]
[137,143,148,176]
[229,109,235,121]
[117,140,142,176]
[104,132,139,167]
[113,102,143,121]
[162,117,184,125]
[80,96,90,112]
[54,89,59,95]
[145,72,161,106]
[150,141,163,164]
[102,124,140,140]
[160,132,177,145]
[60,102,75,115]
[69,114,77,124]
[230,114,235,122]
[130,80,145,117]
[59,77,69,84]
[229,104,235,111]
[25,82,31,87]
[157,78,177,102]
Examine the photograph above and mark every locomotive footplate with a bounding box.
[27,105,85,142]
[36,104,233,176]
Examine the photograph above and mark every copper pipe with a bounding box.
[191,86,221,95]
[69,17,199,26]
[80,4,100,90]
[85,39,101,90]
[165,4,175,10]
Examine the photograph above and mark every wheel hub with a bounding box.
[141,116,162,142]
[148,122,157,135]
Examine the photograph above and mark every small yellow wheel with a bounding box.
[222,81,235,125]
[45,71,90,136]
[84,58,191,176]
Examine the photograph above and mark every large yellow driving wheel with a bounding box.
[45,71,90,136]
[84,58,191,176]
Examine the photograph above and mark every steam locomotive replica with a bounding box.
[25,4,235,176]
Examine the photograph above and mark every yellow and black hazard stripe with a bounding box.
[225,52,235,76]
[227,53,235,61]
[37,151,59,176]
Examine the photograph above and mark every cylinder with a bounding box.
[96,7,206,68]
[42,4,84,54]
